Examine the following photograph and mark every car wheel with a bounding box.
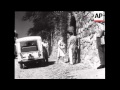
[40,59,45,66]
[43,59,46,64]
[20,63,23,69]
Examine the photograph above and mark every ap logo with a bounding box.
[93,11,105,22]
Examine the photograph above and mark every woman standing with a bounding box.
[57,37,65,63]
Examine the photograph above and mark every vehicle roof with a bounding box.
[16,36,42,42]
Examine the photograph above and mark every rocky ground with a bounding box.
[15,55,105,79]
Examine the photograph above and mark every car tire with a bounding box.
[43,59,46,65]
[20,63,23,69]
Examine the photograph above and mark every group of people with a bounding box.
[57,26,78,65]
[57,23,105,69]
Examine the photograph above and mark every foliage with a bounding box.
[22,11,70,55]
[23,11,69,40]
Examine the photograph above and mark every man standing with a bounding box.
[68,27,77,65]
[42,40,49,63]
[95,23,105,69]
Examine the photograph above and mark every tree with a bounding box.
[22,11,69,55]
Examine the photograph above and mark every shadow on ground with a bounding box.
[23,61,55,69]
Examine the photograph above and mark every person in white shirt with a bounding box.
[95,23,105,69]
[68,31,77,65]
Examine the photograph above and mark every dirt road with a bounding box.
[15,57,105,79]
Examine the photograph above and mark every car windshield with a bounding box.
[20,41,38,52]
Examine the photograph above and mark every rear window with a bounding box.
[20,41,38,52]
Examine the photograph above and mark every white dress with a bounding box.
[68,35,77,64]
[57,40,65,58]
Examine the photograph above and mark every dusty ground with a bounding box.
[14,56,105,79]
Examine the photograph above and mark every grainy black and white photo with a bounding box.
[14,11,105,79]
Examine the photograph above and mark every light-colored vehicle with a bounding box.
[15,36,48,69]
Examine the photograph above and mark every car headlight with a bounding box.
[20,53,25,58]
